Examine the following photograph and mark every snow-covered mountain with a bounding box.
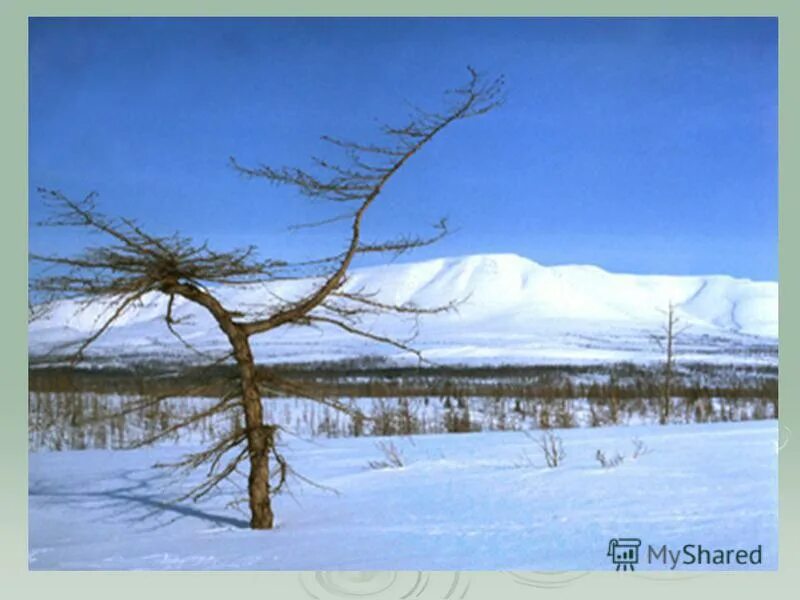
[29,253,778,366]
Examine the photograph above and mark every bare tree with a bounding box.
[522,430,564,468]
[650,301,689,425]
[29,68,504,529]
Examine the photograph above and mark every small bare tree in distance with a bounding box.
[651,301,689,425]
[30,68,505,529]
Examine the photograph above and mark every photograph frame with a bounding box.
[3,1,798,597]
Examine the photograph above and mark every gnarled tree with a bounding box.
[30,68,504,529]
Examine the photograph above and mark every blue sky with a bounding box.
[29,17,778,280]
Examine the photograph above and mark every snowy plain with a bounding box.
[29,420,778,571]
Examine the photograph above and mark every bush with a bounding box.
[532,431,565,468]
[631,437,651,459]
[595,449,624,468]
[367,440,405,469]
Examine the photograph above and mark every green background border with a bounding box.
[1,2,795,598]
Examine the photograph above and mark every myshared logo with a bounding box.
[607,538,764,571]
[607,538,641,571]
[648,543,764,569]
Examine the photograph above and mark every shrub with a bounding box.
[631,437,651,459]
[367,440,405,470]
[528,431,565,468]
[595,449,624,468]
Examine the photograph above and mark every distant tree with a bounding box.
[650,301,689,425]
[29,68,505,529]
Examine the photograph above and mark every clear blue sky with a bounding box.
[29,17,778,280]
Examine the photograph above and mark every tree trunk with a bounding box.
[231,331,274,530]
[165,282,276,530]
[661,304,675,426]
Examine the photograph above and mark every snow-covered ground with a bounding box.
[29,420,778,570]
[29,253,778,366]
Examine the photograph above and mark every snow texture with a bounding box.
[29,420,778,570]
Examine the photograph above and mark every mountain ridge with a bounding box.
[29,253,778,365]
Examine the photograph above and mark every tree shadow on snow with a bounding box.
[29,468,250,530]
